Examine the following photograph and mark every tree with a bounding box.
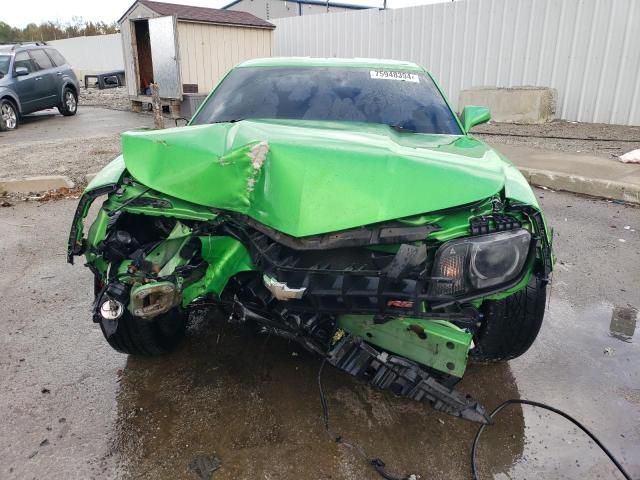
[0,18,119,43]
[0,22,21,43]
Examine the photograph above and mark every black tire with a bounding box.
[0,98,19,131]
[99,308,186,356]
[470,275,546,362]
[58,87,78,116]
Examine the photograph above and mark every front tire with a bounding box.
[0,99,18,131]
[99,309,186,356]
[470,275,546,362]
[58,87,78,116]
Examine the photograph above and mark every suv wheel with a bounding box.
[0,99,18,131]
[58,87,77,116]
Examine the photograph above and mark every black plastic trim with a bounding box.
[232,214,440,250]
[231,224,536,321]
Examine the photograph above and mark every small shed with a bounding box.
[118,0,275,115]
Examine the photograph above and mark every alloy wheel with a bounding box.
[1,103,17,129]
[65,91,77,113]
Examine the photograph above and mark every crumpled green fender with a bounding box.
[492,146,553,246]
[86,155,126,192]
[67,156,125,264]
[182,236,254,305]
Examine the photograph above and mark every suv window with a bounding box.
[46,48,67,67]
[14,51,37,74]
[29,49,54,70]
[0,55,10,77]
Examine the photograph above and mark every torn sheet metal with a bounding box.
[122,125,268,213]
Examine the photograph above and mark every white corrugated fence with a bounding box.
[273,0,640,126]
[49,33,124,82]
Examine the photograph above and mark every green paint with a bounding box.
[337,315,473,377]
[460,106,491,132]
[106,183,217,222]
[146,222,193,276]
[84,209,110,271]
[85,155,126,192]
[182,236,254,305]
[121,120,517,238]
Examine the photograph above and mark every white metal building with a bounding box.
[272,0,640,126]
[118,0,275,114]
[48,34,124,85]
[222,0,371,20]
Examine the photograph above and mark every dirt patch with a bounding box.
[79,87,131,111]
[474,120,640,159]
[1,134,122,186]
[79,87,158,115]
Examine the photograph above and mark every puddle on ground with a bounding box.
[111,313,527,479]
[609,305,638,342]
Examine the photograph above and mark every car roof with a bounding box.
[0,43,54,54]
[236,57,425,72]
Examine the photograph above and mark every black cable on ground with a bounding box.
[318,360,634,480]
[471,399,633,480]
[318,360,633,480]
[317,359,412,480]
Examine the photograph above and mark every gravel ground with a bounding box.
[2,135,122,186]
[0,107,153,191]
[79,87,131,111]
[474,120,640,159]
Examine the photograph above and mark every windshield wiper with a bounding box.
[388,124,417,133]
[210,119,244,124]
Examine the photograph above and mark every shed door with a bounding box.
[148,16,181,99]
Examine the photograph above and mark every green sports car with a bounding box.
[68,58,553,423]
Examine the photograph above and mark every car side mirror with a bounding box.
[15,67,29,77]
[460,106,491,132]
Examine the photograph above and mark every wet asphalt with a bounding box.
[0,189,638,480]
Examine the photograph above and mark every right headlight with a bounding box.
[428,228,532,297]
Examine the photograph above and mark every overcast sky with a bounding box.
[3,0,450,28]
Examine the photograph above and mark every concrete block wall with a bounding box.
[459,87,557,123]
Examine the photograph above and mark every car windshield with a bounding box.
[191,67,462,135]
[0,55,10,77]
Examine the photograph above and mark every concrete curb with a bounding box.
[519,167,640,205]
[0,176,75,194]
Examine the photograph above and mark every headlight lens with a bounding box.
[429,229,531,296]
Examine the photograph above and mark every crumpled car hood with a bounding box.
[122,119,512,237]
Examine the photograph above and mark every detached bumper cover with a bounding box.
[329,336,490,423]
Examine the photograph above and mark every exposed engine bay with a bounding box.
[68,174,552,424]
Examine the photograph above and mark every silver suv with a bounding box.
[0,42,80,131]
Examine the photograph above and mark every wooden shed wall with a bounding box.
[176,21,273,95]
[119,2,160,97]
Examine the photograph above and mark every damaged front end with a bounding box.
[69,127,552,424]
